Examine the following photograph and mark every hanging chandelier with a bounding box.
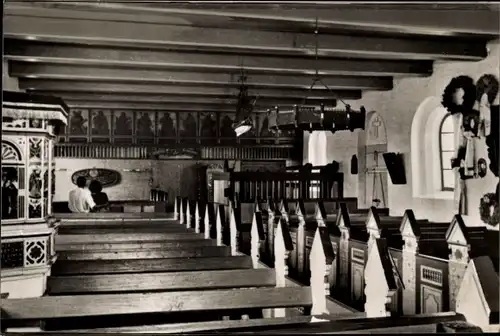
[268,18,366,134]
[232,69,258,137]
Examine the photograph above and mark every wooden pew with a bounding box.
[47,268,277,294]
[2,213,337,333]
[57,245,232,261]
[51,256,254,276]
[56,312,467,334]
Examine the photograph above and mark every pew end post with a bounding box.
[309,225,335,316]
[273,218,294,318]
[194,201,201,233]
[250,211,265,269]
[229,205,240,256]
[174,196,179,220]
[364,238,402,318]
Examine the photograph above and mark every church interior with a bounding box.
[2,1,500,333]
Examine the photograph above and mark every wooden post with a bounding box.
[204,203,210,239]
[315,201,326,227]
[216,205,223,246]
[250,211,265,269]
[185,201,191,229]
[229,206,239,256]
[274,218,294,317]
[309,225,335,316]
[296,201,306,279]
[364,238,398,318]
[446,215,471,311]
[400,210,419,315]
[174,196,179,220]
[337,203,351,291]
[179,198,184,225]
[194,201,201,233]
[267,209,276,266]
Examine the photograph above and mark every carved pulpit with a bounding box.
[1,91,68,298]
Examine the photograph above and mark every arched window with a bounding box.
[411,97,456,200]
[439,114,455,191]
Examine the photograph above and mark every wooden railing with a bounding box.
[54,143,296,160]
[229,172,344,202]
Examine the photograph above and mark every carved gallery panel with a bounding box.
[258,113,275,144]
[58,110,295,146]
[136,111,156,145]
[157,111,177,146]
[91,109,112,143]
[219,113,236,145]
[199,112,218,145]
[68,108,89,143]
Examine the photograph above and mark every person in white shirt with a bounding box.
[68,176,96,213]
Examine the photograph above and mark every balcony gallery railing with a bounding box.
[54,142,297,160]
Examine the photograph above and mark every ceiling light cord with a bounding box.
[302,17,350,111]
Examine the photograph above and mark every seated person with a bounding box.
[89,180,110,212]
[68,176,96,213]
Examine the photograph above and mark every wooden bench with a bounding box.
[51,255,254,275]
[2,211,338,333]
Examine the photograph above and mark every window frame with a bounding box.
[438,113,455,192]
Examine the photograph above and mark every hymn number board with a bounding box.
[58,109,292,146]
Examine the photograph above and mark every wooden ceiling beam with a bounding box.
[6,2,498,38]
[29,91,338,107]
[10,63,393,91]
[63,101,270,112]
[4,42,433,77]
[20,79,361,100]
[3,15,488,61]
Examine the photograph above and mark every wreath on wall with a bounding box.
[476,74,499,104]
[442,75,477,115]
[479,192,500,227]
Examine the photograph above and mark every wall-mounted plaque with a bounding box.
[71,168,121,188]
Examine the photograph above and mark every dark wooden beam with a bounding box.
[5,2,499,39]
[9,63,393,91]
[3,15,488,61]
[20,79,361,100]
[4,42,433,77]
[30,91,340,108]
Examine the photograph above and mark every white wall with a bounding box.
[3,60,22,92]
[307,40,500,226]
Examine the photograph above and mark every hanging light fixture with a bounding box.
[268,18,366,134]
[232,69,259,137]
